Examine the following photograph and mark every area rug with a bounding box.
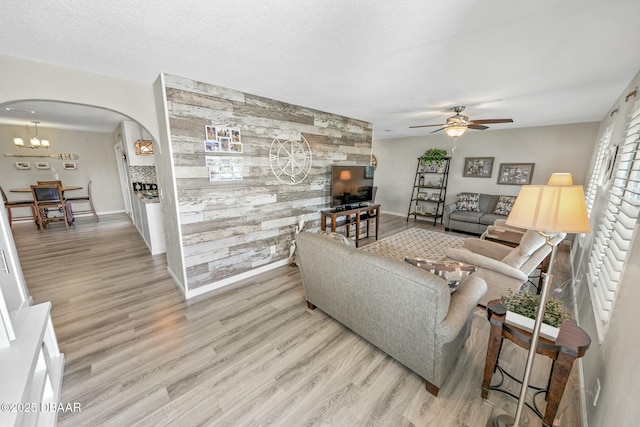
[359,228,465,261]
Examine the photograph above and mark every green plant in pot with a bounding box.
[420,148,447,166]
[501,289,572,341]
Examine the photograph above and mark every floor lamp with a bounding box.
[488,173,591,427]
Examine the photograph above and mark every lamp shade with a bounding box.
[339,170,352,180]
[547,172,573,186]
[505,184,591,234]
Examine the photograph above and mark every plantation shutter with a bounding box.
[587,98,640,339]
[585,126,612,215]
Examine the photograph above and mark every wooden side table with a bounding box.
[482,299,591,427]
[321,204,380,247]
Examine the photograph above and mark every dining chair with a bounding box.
[65,180,99,222]
[30,184,70,232]
[1,186,36,228]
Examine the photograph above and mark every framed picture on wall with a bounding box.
[35,162,50,170]
[63,162,77,170]
[463,157,494,178]
[497,163,535,185]
[15,162,30,170]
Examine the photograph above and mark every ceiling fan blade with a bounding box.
[469,119,513,125]
[468,124,489,130]
[409,123,446,128]
[430,127,446,134]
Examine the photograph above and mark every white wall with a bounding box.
[0,124,124,214]
[572,68,640,427]
[372,122,599,216]
[0,55,159,141]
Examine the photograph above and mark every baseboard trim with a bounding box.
[184,258,292,299]
[167,266,186,295]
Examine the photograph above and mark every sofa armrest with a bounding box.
[445,248,529,282]
[435,275,487,343]
[462,238,513,260]
[443,202,457,226]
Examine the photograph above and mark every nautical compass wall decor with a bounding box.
[269,133,312,184]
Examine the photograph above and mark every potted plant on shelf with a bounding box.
[420,148,447,168]
[501,290,572,341]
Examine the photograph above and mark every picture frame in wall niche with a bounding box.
[15,161,30,170]
[35,162,50,170]
[463,157,494,178]
[417,192,427,200]
[63,162,77,170]
[208,156,243,181]
[498,163,535,185]
[205,140,221,152]
[205,125,242,154]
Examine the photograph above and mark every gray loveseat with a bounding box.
[443,193,509,235]
[295,232,487,396]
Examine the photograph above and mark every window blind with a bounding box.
[585,126,612,215]
[587,98,640,339]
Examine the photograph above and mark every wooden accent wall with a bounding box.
[162,74,373,291]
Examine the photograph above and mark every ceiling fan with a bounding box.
[410,106,513,137]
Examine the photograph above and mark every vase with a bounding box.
[505,310,560,342]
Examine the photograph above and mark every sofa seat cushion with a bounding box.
[450,211,484,223]
[479,213,507,225]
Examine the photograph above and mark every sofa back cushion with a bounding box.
[501,229,547,268]
[479,194,500,214]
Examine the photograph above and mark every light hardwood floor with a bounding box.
[11,214,581,426]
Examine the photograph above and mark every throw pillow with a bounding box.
[404,257,477,293]
[456,193,480,212]
[316,230,356,248]
[494,195,517,216]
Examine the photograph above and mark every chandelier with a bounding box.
[14,121,50,149]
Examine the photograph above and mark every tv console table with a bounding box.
[321,204,380,247]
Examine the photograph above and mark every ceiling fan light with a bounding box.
[445,125,467,137]
[41,139,50,148]
[13,137,24,146]
[30,137,41,147]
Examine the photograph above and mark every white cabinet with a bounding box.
[0,204,64,427]
[132,194,166,255]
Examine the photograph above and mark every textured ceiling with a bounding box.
[1,1,640,138]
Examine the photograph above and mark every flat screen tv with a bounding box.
[331,165,375,208]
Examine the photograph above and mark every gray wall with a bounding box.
[372,123,599,217]
[0,124,123,214]
[572,69,640,427]
[162,74,372,292]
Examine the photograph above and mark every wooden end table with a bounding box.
[321,204,380,248]
[482,299,591,427]
[484,228,525,248]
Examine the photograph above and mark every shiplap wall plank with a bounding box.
[163,74,372,291]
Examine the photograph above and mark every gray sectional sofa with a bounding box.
[443,193,508,235]
[295,231,487,396]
